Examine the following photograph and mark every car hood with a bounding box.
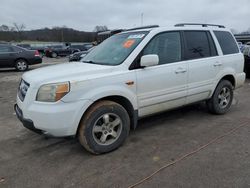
[22,62,115,87]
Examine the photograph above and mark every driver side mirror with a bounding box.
[140,54,159,67]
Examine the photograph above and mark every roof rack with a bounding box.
[175,23,225,28]
[125,25,159,31]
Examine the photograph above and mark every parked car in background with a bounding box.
[45,45,64,58]
[0,44,42,71]
[243,45,250,77]
[71,43,93,51]
[17,44,47,58]
[237,42,245,52]
[45,43,93,58]
[17,43,32,50]
[69,47,94,62]
[30,46,47,58]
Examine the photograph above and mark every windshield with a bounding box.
[82,31,148,65]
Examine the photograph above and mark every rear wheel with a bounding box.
[15,59,28,71]
[51,52,58,58]
[207,80,233,114]
[78,101,130,154]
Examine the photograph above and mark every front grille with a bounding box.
[18,79,30,102]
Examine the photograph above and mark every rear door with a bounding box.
[0,45,16,67]
[183,30,219,104]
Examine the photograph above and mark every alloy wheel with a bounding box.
[92,113,122,146]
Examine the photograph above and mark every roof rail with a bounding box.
[125,25,159,31]
[175,23,225,28]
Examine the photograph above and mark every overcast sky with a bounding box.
[0,0,249,32]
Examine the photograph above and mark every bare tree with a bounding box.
[93,25,109,32]
[13,23,25,32]
[12,23,26,41]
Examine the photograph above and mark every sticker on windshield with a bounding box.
[128,34,145,39]
[123,39,135,48]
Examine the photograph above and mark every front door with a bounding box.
[135,31,188,117]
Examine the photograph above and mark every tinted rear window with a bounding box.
[184,31,215,60]
[214,31,239,55]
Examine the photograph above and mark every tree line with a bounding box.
[0,24,109,42]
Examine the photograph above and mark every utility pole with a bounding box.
[61,29,64,42]
[141,13,144,26]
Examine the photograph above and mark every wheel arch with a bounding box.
[76,95,138,137]
[210,74,235,98]
[220,75,235,88]
[15,58,28,64]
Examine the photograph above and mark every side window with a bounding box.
[184,31,212,60]
[143,32,181,65]
[214,31,239,55]
[12,46,22,52]
[0,46,13,53]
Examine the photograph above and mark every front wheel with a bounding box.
[78,101,130,154]
[207,80,233,115]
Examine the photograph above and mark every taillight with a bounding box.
[34,50,40,57]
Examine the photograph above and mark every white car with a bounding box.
[15,23,245,154]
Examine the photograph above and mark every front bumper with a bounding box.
[14,104,43,134]
[15,95,92,137]
[235,72,246,89]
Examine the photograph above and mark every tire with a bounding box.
[15,59,29,71]
[207,80,233,115]
[78,100,130,154]
[51,52,58,58]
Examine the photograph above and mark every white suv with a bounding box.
[15,23,245,154]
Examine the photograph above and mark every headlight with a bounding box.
[36,82,70,102]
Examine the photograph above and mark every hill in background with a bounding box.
[0,27,97,42]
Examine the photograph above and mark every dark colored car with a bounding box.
[44,45,63,58]
[68,47,94,62]
[243,46,250,78]
[45,43,93,58]
[0,44,42,71]
[17,44,47,57]
[17,43,32,49]
[71,44,93,51]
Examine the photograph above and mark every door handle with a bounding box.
[213,62,222,67]
[175,68,187,74]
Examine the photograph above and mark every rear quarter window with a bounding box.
[214,31,239,55]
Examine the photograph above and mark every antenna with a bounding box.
[141,13,144,26]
